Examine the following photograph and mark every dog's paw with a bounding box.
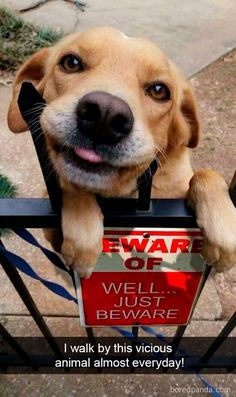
[60,190,104,278]
[201,239,236,273]
[199,205,236,272]
[61,238,102,278]
[188,169,236,273]
[198,203,236,273]
[44,228,63,253]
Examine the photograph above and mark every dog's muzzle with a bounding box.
[76,91,134,145]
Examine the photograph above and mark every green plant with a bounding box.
[0,172,17,237]
[0,6,62,71]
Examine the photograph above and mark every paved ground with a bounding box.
[1,0,236,76]
[0,0,236,396]
[0,373,235,397]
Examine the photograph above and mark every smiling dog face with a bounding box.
[8,27,200,195]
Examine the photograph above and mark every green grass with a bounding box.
[0,172,17,237]
[0,6,62,71]
[0,173,16,198]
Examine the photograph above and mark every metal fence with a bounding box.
[0,82,235,372]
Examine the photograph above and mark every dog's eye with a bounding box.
[146,83,171,101]
[59,54,83,73]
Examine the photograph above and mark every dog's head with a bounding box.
[8,27,200,195]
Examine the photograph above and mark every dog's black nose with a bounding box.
[77,91,134,145]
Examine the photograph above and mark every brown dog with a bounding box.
[7,27,236,277]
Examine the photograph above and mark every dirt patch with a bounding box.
[190,49,236,184]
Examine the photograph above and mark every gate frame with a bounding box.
[0,82,235,372]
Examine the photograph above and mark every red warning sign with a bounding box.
[75,228,207,327]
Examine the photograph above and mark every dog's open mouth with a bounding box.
[54,143,116,174]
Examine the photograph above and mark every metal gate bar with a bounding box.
[18,82,62,213]
[0,240,62,358]
[0,322,35,369]
[171,265,212,358]
[198,312,236,369]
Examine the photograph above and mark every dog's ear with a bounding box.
[168,70,200,149]
[7,48,51,133]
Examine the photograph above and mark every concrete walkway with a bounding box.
[0,1,236,395]
[2,0,236,76]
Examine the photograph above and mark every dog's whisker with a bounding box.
[22,103,46,117]
[45,164,57,184]
[28,118,46,132]
[30,128,50,145]
[153,143,168,162]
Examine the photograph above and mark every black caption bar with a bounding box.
[0,337,235,374]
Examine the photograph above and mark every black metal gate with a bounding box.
[0,82,235,373]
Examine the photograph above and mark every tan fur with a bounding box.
[7,27,236,277]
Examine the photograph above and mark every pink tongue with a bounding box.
[75,147,104,163]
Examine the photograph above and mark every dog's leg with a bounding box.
[43,188,63,252]
[61,190,104,278]
[188,169,236,272]
[44,228,63,253]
